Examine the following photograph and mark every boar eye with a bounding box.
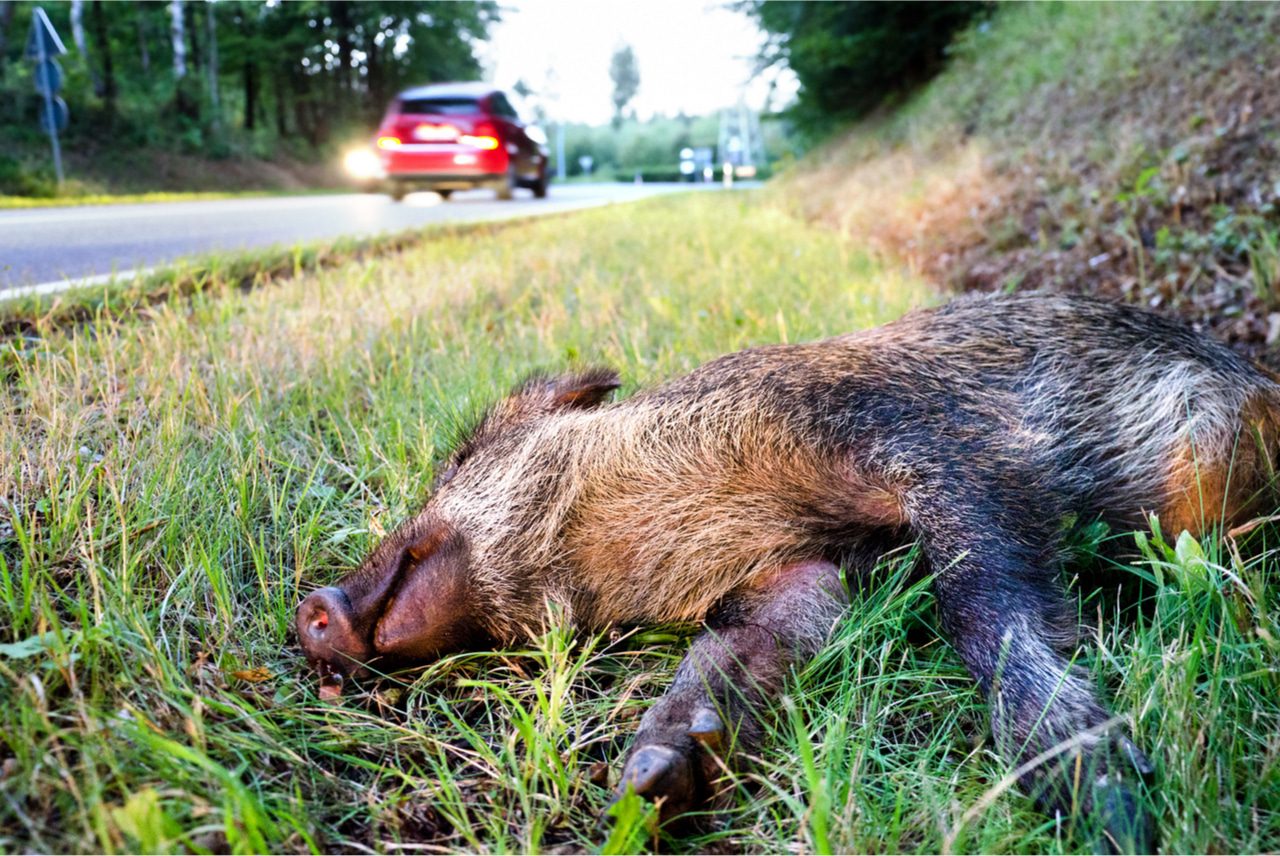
[433,461,461,489]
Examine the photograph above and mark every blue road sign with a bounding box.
[39,97,70,134]
[34,58,63,97]
[25,8,67,59]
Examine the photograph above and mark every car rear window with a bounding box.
[398,97,480,115]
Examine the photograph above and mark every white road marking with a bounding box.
[3,267,158,300]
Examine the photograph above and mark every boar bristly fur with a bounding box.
[297,292,1279,848]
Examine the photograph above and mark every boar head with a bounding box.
[296,368,620,680]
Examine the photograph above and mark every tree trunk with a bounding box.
[186,0,201,74]
[135,2,151,72]
[330,1,352,108]
[292,83,306,143]
[170,0,186,79]
[365,34,383,112]
[243,58,258,130]
[206,1,219,119]
[0,0,15,83]
[71,0,105,96]
[273,65,288,136]
[90,0,116,114]
[292,72,317,147]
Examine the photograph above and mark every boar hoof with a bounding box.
[1091,777,1154,855]
[1115,734,1155,780]
[613,744,697,821]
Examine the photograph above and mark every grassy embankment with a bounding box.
[4,188,1279,855]
[4,4,1280,854]
[778,2,1280,365]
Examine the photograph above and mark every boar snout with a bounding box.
[297,586,375,678]
[296,521,486,681]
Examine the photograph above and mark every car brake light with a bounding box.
[376,136,401,149]
[459,134,500,150]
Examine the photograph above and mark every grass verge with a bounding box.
[0,189,346,210]
[0,210,588,340]
[2,191,1278,854]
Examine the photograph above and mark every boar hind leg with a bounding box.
[611,559,848,823]
[924,516,1154,852]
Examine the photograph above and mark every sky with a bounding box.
[475,0,798,126]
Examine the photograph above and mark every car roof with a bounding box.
[396,82,497,101]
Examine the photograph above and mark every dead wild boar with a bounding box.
[296,292,1279,848]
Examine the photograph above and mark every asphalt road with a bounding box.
[0,182,718,296]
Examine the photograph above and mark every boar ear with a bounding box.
[516,367,620,413]
[405,524,452,563]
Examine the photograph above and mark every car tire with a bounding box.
[437,189,453,201]
[496,168,515,201]
[532,172,549,199]
[389,183,408,202]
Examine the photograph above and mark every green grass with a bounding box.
[2,192,1278,854]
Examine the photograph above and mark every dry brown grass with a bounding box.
[777,140,1013,284]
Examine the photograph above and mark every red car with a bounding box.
[366,82,550,201]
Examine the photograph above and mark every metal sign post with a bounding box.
[26,7,69,185]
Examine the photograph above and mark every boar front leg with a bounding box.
[611,559,848,822]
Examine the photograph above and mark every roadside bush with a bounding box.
[743,1,988,137]
[612,164,774,183]
[0,155,56,197]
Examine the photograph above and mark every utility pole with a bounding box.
[717,96,767,180]
[556,123,566,182]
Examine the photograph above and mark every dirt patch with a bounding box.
[952,49,1280,367]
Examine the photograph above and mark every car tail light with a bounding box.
[377,135,402,150]
[459,120,500,150]
[459,134,500,150]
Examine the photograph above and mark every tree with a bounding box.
[609,43,639,129]
[742,1,986,135]
[90,0,116,113]
[0,0,502,164]
[205,1,218,119]
[169,0,186,79]
[135,3,151,72]
[70,1,104,95]
[0,1,12,71]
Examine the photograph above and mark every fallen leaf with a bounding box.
[230,667,272,683]
[0,632,57,659]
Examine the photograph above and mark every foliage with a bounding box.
[0,0,498,194]
[563,112,715,177]
[608,42,639,129]
[558,112,796,179]
[742,0,986,137]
